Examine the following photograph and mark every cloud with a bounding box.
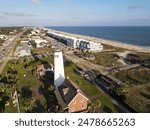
[129,17,150,23]
[0,15,7,20]
[1,12,38,17]
[128,4,145,10]
[31,0,40,4]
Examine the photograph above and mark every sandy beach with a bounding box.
[49,29,150,53]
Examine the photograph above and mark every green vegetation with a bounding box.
[74,51,122,67]
[0,56,56,113]
[13,40,20,55]
[1,52,123,113]
[22,29,32,36]
[136,52,150,59]
[0,27,22,35]
[112,67,150,112]
[113,67,150,87]
[102,44,126,52]
[124,84,150,112]
[65,63,100,97]
[31,40,36,48]
[20,29,32,38]
[0,39,4,45]
[93,52,122,67]
[74,51,96,61]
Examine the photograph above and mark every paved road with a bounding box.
[106,64,140,73]
[0,36,15,60]
[0,29,27,74]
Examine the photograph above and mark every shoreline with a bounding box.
[46,28,150,53]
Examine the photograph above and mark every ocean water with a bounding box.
[47,26,150,47]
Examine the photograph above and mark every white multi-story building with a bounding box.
[31,36,48,48]
[79,39,103,52]
[47,31,81,49]
[47,30,103,52]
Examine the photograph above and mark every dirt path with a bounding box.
[64,54,107,74]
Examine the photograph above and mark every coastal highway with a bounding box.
[0,29,27,74]
[0,36,16,61]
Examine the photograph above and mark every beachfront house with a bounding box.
[47,31,80,48]
[60,35,80,48]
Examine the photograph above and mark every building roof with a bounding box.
[0,34,6,37]
[37,63,53,72]
[18,46,32,52]
[54,79,88,109]
[0,35,7,39]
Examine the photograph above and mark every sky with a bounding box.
[0,0,150,26]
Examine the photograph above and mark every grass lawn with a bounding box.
[95,96,123,113]
[65,64,100,97]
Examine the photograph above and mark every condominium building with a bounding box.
[47,30,103,52]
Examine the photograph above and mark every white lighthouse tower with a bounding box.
[54,50,65,88]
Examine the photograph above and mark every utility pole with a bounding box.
[13,87,20,113]
[16,89,20,113]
